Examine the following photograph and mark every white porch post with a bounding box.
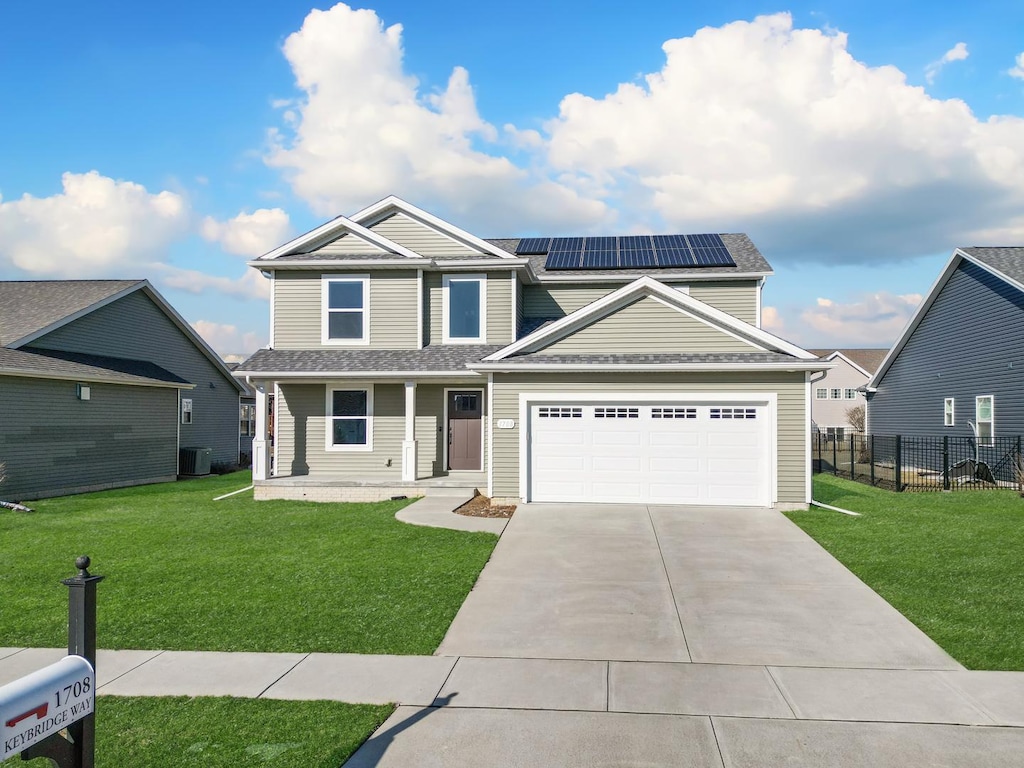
[252,384,270,482]
[402,380,417,481]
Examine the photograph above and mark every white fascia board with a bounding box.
[469,361,836,373]
[430,259,532,270]
[483,275,816,362]
[236,370,485,380]
[349,195,517,259]
[258,214,422,261]
[867,251,962,388]
[249,259,432,270]
[824,351,871,378]
[8,281,145,349]
[537,271,773,283]
[0,368,195,389]
[959,251,1024,296]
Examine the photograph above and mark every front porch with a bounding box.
[254,471,487,502]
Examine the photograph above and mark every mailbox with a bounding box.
[0,655,95,761]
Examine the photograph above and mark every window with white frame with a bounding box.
[944,398,955,427]
[181,398,193,425]
[240,404,255,436]
[815,388,828,399]
[443,274,485,343]
[975,395,994,446]
[322,275,368,344]
[830,388,842,399]
[328,388,372,450]
[825,426,845,440]
[844,388,857,399]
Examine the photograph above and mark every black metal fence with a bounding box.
[812,432,1024,492]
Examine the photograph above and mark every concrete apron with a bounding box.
[437,503,960,669]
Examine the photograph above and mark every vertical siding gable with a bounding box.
[869,261,1024,438]
[531,296,762,355]
[26,290,240,464]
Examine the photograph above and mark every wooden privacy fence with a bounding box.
[812,432,1024,492]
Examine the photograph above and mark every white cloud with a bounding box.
[925,42,969,83]
[201,208,292,257]
[265,2,606,234]
[761,305,784,332]
[799,291,922,346]
[0,171,189,277]
[1009,52,1024,80]
[191,320,265,360]
[156,266,270,301]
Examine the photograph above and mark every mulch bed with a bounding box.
[454,494,516,518]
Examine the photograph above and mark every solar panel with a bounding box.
[544,237,584,269]
[619,235,657,268]
[686,234,735,266]
[515,237,551,255]
[581,236,619,268]
[652,234,696,267]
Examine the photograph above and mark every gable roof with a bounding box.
[0,279,245,393]
[0,346,193,388]
[479,275,819,369]
[868,246,1024,388]
[0,280,142,347]
[806,349,887,376]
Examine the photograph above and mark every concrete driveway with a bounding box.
[438,503,959,669]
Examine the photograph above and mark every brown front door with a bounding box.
[448,391,482,471]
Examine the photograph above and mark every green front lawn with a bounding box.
[23,698,392,768]
[788,475,1024,670]
[1,473,497,654]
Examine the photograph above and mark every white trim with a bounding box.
[240,370,484,380]
[181,397,193,425]
[443,387,485,472]
[442,273,487,344]
[248,258,432,270]
[325,383,374,452]
[471,361,833,373]
[805,372,812,504]
[537,271,772,283]
[483,275,815,361]
[517,391,777,506]
[258,214,422,261]
[273,382,281,477]
[511,275,519,339]
[268,271,276,348]
[975,394,994,446]
[349,196,517,260]
[416,269,424,350]
[486,373,494,497]
[404,381,416,442]
[321,274,370,346]
[820,350,872,378]
[756,277,764,329]
[944,396,955,427]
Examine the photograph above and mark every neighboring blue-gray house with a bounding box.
[866,248,1024,444]
[0,280,246,500]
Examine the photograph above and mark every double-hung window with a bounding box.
[240,404,256,436]
[975,395,994,446]
[443,274,485,343]
[944,398,955,427]
[322,275,369,344]
[181,398,193,425]
[327,387,372,451]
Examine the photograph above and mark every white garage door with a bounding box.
[529,401,771,506]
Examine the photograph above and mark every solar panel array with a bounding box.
[516,234,736,271]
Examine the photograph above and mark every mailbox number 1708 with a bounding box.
[54,678,91,706]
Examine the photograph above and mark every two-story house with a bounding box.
[806,349,887,439]
[235,196,827,509]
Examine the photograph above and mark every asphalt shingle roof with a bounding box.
[806,348,888,374]
[0,347,190,387]
[236,346,505,374]
[959,247,1024,287]
[0,280,142,347]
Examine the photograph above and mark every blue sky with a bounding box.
[2,1,1023,357]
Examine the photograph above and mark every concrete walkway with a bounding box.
[394,493,508,535]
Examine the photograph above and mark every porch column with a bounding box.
[252,384,270,481]
[402,380,418,481]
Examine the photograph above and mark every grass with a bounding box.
[0,472,497,654]
[788,475,1024,670]
[22,697,393,768]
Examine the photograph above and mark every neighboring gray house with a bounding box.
[0,280,245,500]
[236,196,829,509]
[228,362,258,466]
[866,248,1024,442]
[807,349,886,438]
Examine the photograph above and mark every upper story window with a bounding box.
[181,398,193,425]
[944,397,955,427]
[443,274,486,343]
[976,395,994,446]
[844,388,857,399]
[322,275,369,345]
[815,388,828,399]
[830,388,842,400]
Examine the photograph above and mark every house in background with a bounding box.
[866,248,1024,442]
[228,362,258,466]
[806,349,887,439]
[0,280,245,500]
[236,196,828,509]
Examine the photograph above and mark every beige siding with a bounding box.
[426,271,515,345]
[524,280,759,324]
[273,270,418,349]
[533,297,761,355]
[689,281,759,325]
[416,384,445,477]
[312,233,388,255]
[370,212,477,256]
[490,372,807,504]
